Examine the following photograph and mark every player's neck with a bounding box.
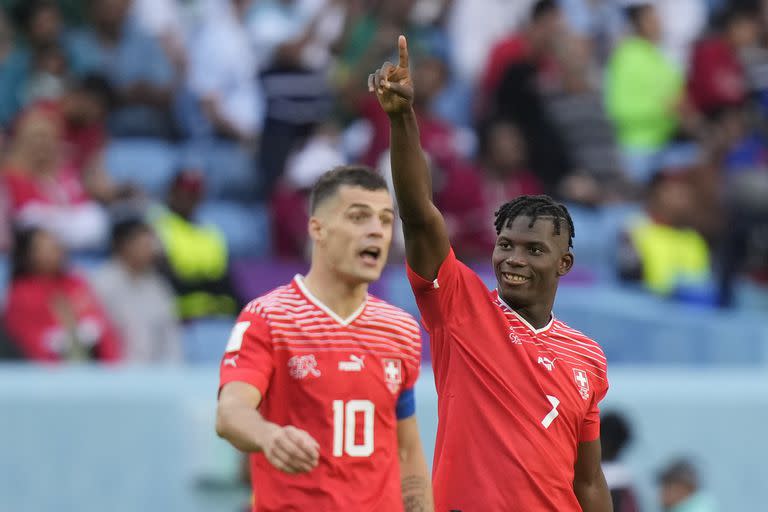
[503,299,553,330]
[302,267,368,320]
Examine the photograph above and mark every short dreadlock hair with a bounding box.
[494,195,575,248]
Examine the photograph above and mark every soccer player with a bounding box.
[215,166,433,512]
[368,37,612,511]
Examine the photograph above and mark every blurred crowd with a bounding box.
[0,0,766,365]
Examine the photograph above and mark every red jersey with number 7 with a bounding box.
[218,275,422,512]
[407,248,608,511]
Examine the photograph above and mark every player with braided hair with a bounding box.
[369,35,612,511]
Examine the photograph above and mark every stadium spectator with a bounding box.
[618,172,712,300]
[600,411,641,512]
[67,0,176,138]
[606,1,684,183]
[657,458,718,512]
[655,0,708,70]
[483,0,574,192]
[188,0,262,144]
[687,5,757,118]
[447,0,533,84]
[0,0,66,124]
[0,321,23,360]
[434,118,543,259]
[270,122,346,259]
[90,218,182,363]
[250,0,346,198]
[545,34,626,203]
[1,105,110,251]
[152,170,239,321]
[3,227,121,362]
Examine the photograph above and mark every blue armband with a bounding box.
[396,387,416,419]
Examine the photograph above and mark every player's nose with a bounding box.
[504,248,528,267]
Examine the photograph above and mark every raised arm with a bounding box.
[368,36,450,280]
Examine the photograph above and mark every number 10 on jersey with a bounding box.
[332,400,374,457]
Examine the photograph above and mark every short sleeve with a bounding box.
[406,247,484,330]
[218,308,274,397]
[580,378,609,443]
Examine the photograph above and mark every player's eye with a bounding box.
[498,241,512,250]
[381,215,394,226]
[529,247,544,255]
[349,211,368,222]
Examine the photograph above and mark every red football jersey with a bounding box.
[407,249,609,511]
[219,276,422,512]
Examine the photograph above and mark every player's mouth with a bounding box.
[501,272,530,286]
[359,247,382,267]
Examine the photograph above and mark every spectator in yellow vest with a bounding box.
[152,170,240,320]
[618,172,712,300]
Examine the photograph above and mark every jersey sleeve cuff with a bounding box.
[406,247,456,292]
[219,369,270,398]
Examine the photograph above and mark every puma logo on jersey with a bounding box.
[223,355,238,368]
[537,356,555,371]
[338,354,365,372]
[288,355,321,380]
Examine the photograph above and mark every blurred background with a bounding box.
[0,0,766,511]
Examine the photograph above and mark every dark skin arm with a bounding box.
[368,36,450,280]
[573,439,613,512]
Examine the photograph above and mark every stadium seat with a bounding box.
[179,141,256,200]
[105,138,179,197]
[182,318,235,364]
[197,200,270,258]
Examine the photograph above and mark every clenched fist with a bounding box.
[262,424,320,474]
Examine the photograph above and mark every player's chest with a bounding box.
[270,328,406,406]
[472,319,595,419]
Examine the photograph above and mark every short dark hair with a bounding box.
[111,218,151,253]
[600,411,632,462]
[625,3,653,28]
[531,0,559,22]
[71,73,116,110]
[494,194,575,248]
[309,165,388,214]
[13,0,59,32]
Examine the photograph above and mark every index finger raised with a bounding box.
[398,35,409,69]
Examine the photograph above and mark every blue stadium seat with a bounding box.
[197,200,270,258]
[179,141,256,200]
[181,318,235,364]
[105,138,179,197]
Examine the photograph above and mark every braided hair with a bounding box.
[494,195,575,248]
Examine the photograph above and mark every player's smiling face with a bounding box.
[311,185,395,284]
[491,215,573,311]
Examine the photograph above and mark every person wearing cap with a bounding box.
[657,458,718,512]
[152,169,240,321]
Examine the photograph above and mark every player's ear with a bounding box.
[308,216,325,244]
[557,251,574,277]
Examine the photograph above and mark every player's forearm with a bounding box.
[574,475,613,512]
[388,108,435,225]
[216,403,277,454]
[400,449,434,512]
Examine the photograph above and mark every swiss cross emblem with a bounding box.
[382,358,402,394]
[573,369,590,400]
[287,355,321,380]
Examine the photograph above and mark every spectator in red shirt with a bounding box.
[3,227,122,362]
[479,0,566,105]
[436,118,543,260]
[687,5,759,117]
[1,104,109,251]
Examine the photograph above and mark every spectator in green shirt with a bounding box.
[606,1,683,183]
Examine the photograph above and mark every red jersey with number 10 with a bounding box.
[218,276,421,512]
[407,249,608,511]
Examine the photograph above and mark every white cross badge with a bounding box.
[382,358,403,394]
[573,368,590,400]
